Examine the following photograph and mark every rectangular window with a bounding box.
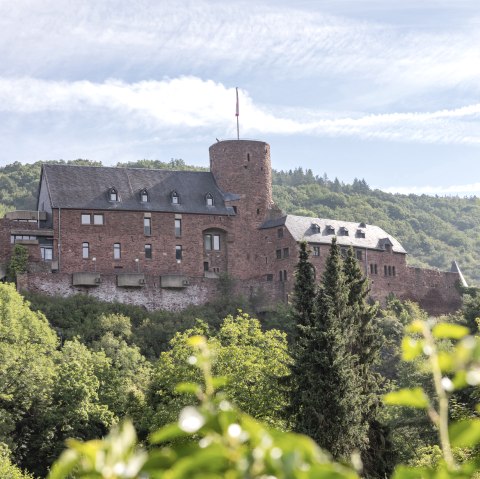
[93,214,104,225]
[279,271,283,281]
[283,248,289,258]
[82,242,89,259]
[393,266,396,276]
[283,270,287,281]
[114,243,121,260]
[144,217,151,236]
[175,219,182,237]
[81,214,91,225]
[203,261,209,271]
[204,234,220,251]
[145,244,152,259]
[356,250,363,261]
[276,249,282,259]
[384,265,388,276]
[176,245,182,261]
[313,246,320,257]
[41,246,53,261]
[277,228,284,238]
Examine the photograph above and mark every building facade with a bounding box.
[0,140,465,314]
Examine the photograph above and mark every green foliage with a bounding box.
[290,238,368,459]
[6,244,28,282]
[47,336,358,479]
[0,283,58,466]
[0,443,33,479]
[149,313,291,431]
[384,317,480,476]
[291,241,316,330]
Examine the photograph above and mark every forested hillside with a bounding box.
[1,160,478,284]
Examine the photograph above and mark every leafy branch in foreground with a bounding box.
[48,336,358,479]
[384,319,480,477]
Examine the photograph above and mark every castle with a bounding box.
[0,139,466,314]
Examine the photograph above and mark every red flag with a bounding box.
[235,87,239,117]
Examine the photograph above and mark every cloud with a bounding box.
[1,0,480,105]
[1,76,479,146]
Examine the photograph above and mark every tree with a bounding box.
[290,238,367,459]
[36,340,114,473]
[149,313,291,431]
[6,244,28,282]
[291,241,316,330]
[0,283,58,469]
[343,248,395,477]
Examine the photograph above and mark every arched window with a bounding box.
[205,193,214,206]
[140,189,149,202]
[171,191,179,205]
[109,188,118,202]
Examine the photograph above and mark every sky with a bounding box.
[1,0,480,195]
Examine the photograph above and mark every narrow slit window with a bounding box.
[176,245,182,261]
[145,244,152,259]
[175,219,182,237]
[144,217,151,235]
[82,242,89,259]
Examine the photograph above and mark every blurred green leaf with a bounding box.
[432,323,469,340]
[383,388,429,409]
[175,382,201,395]
[401,337,424,361]
[149,423,187,444]
[450,419,480,447]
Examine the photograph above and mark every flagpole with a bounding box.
[235,87,240,140]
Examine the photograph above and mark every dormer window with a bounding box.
[326,225,335,235]
[140,189,149,202]
[171,191,179,205]
[359,222,367,228]
[339,227,349,236]
[356,229,366,238]
[109,188,118,202]
[311,223,321,233]
[205,193,214,206]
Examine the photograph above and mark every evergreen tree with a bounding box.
[343,247,395,476]
[290,238,367,459]
[291,241,316,329]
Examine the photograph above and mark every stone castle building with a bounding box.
[0,139,466,314]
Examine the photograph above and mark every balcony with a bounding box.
[72,272,102,286]
[117,273,146,287]
[160,274,190,288]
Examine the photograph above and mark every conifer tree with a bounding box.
[291,241,316,329]
[290,238,367,459]
[343,247,394,476]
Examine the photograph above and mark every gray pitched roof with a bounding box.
[261,214,406,253]
[41,164,235,215]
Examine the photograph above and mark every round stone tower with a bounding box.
[209,140,273,215]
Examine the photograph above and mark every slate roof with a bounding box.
[261,214,407,253]
[41,164,236,215]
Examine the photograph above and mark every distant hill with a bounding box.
[1,161,477,285]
